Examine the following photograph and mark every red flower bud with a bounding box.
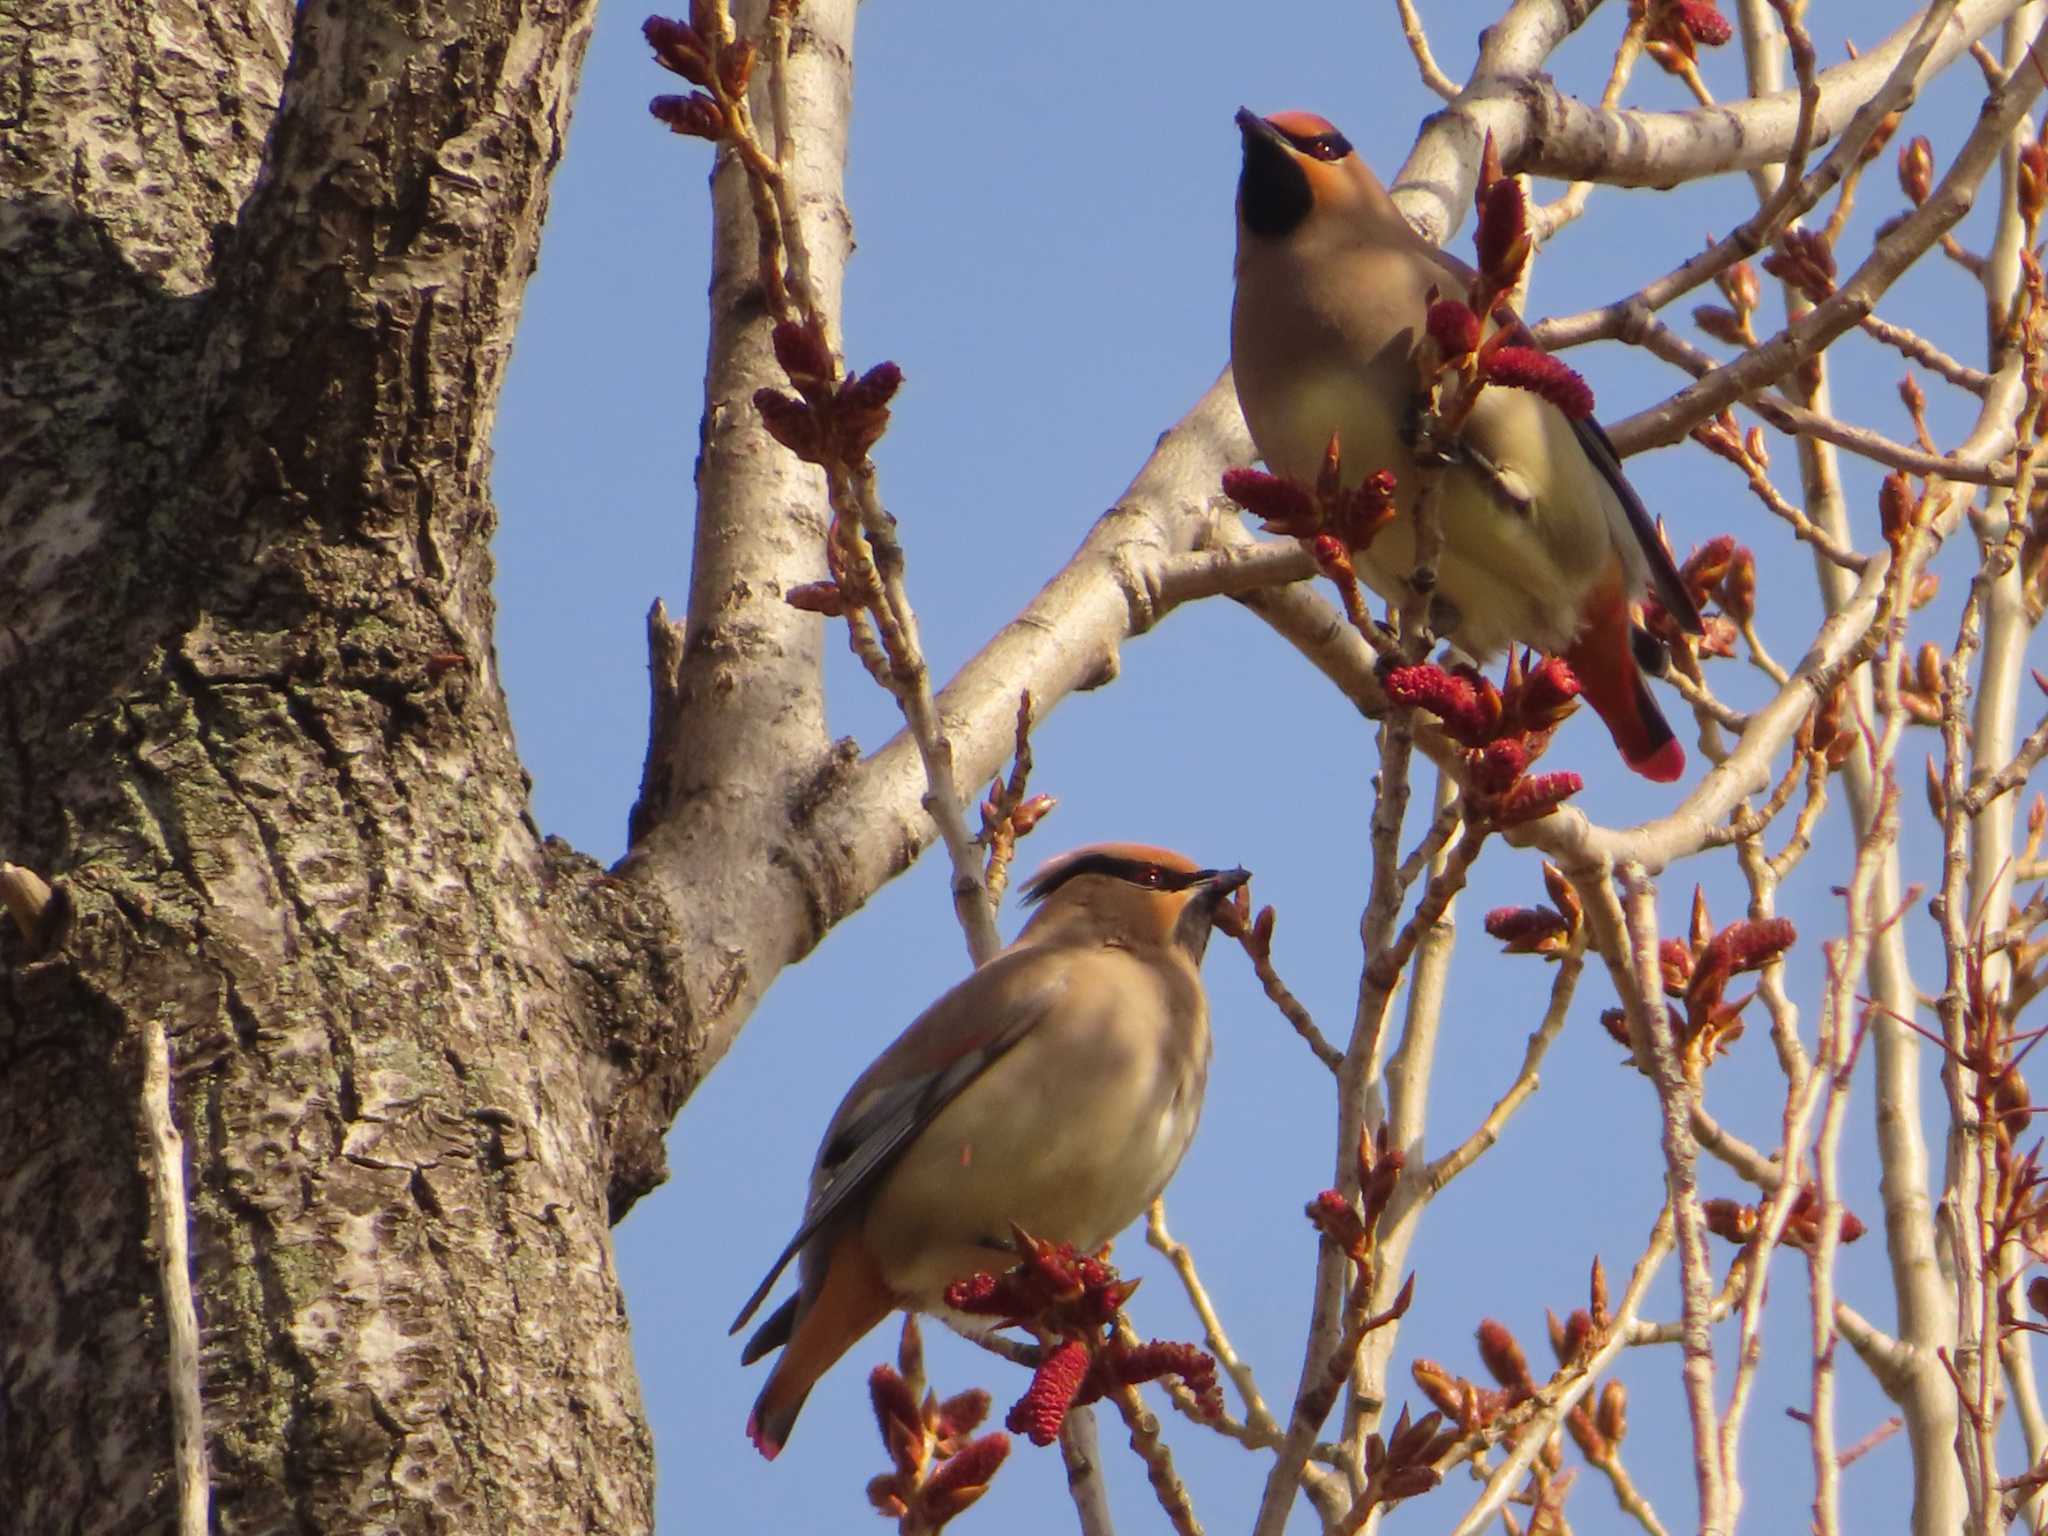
[869,1364,925,1476]
[649,90,724,139]
[1681,534,1739,603]
[771,317,835,397]
[1311,533,1354,582]
[644,15,712,85]
[719,38,758,99]
[1693,305,1749,347]
[921,1432,1010,1523]
[935,1388,992,1444]
[1672,0,1733,46]
[1493,771,1582,825]
[1307,1189,1368,1254]
[1471,736,1530,793]
[832,361,904,459]
[784,580,848,616]
[753,387,823,460]
[1475,177,1530,293]
[1483,905,1571,955]
[1512,653,1581,730]
[1659,938,1694,996]
[1476,1319,1535,1393]
[1560,1309,1594,1364]
[1702,1197,1757,1244]
[1427,300,1484,359]
[1692,918,1797,991]
[1716,546,1757,624]
[1222,467,1318,537]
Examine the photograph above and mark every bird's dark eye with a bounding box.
[1136,866,1165,888]
[1307,132,1352,162]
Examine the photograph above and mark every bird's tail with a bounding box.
[746,1232,895,1460]
[1563,571,1685,784]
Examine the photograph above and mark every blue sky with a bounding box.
[492,3,2023,1529]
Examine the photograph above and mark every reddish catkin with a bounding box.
[1672,0,1734,47]
[1383,664,1492,743]
[1006,1340,1091,1446]
[1481,347,1595,420]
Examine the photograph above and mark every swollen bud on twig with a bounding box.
[2021,137,2048,232]
[1427,299,1484,360]
[1860,111,1902,166]
[644,15,713,86]
[1761,228,1837,304]
[719,38,758,99]
[1721,259,1761,316]
[650,91,726,139]
[1716,545,1757,624]
[771,316,836,399]
[1693,305,1750,347]
[1475,1319,1535,1395]
[1898,135,1934,205]
[870,1364,927,1477]
[1879,471,1924,556]
[918,1435,1010,1526]
[1596,1380,1629,1445]
[1474,177,1531,297]
[784,580,848,616]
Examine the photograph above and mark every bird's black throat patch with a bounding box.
[1238,128,1313,238]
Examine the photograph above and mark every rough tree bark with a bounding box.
[0,0,695,1527]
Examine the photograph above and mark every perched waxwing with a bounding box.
[732,844,1250,1459]
[1230,108,1704,781]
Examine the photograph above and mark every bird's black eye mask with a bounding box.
[1022,854,1209,904]
[1285,128,1352,162]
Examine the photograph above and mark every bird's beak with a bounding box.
[1235,107,1285,149]
[1173,866,1250,962]
[1197,866,1252,905]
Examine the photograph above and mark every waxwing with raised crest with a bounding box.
[732,843,1250,1458]
[1229,108,1702,780]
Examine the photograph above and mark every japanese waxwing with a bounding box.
[1230,108,1704,781]
[732,843,1250,1459]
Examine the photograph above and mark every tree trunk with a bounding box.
[0,1,701,1527]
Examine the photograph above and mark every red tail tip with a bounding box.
[747,1413,783,1461]
[1630,738,1685,783]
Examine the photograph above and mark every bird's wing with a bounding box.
[1417,241,1704,636]
[729,948,1068,1335]
[1568,412,1704,635]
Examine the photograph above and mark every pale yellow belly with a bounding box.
[861,975,1209,1305]
[1240,365,1615,658]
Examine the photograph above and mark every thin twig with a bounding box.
[1617,864,1729,1532]
[1391,0,1458,100]
[1107,1384,1203,1536]
[1147,1201,1281,1441]
[1421,948,1583,1194]
[1059,1409,1118,1536]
